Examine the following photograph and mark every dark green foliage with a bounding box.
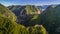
[41,5,60,34]
[25,14,42,26]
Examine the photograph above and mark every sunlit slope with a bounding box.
[0,4,17,21]
[0,14,28,34]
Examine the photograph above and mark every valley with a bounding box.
[0,3,60,34]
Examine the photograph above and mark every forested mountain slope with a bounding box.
[0,4,17,21]
[41,5,60,34]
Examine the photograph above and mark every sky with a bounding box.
[0,0,60,6]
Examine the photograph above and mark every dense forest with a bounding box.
[0,3,60,34]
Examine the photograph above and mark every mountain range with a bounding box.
[0,4,47,34]
[0,3,60,34]
[8,5,42,26]
[8,4,60,34]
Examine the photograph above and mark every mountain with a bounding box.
[37,5,49,11]
[8,5,42,15]
[0,4,17,21]
[41,5,60,34]
[8,5,42,26]
[8,4,60,34]
[0,4,47,34]
[0,14,17,34]
[37,4,58,11]
[0,4,26,34]
[0,15,47,34]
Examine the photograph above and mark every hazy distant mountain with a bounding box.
[37,4,58,11]
[37,5,49,11]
